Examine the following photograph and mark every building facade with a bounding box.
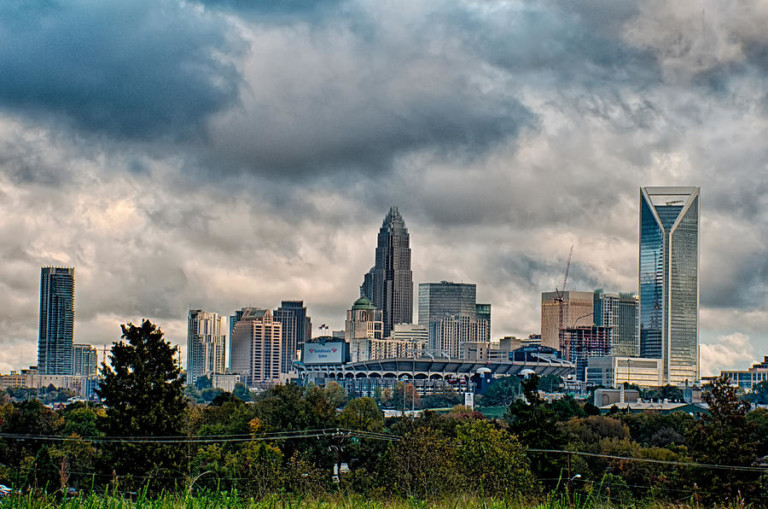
[540,290,594,351]
[72,344,98,377]
[586,356,663,388]
[38,267,75,375]
[187,310,227,384]
[345,297,383,363]
[429,315,489,359]
[230,308,282,386]
[721,356,768,390]
[639,186,700,385]
[560,326,612,381]
[419,281,490,356]
[274,300,312,374]
[593,290,639,357]
[360,207,413,338]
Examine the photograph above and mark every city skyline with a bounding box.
[2,2,768,377]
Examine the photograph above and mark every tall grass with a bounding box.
[0,491,756,509]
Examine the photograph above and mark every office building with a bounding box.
[187,310,227,384]
[72,344,98,377]
[230,308,282,386]
[419,281,478,324]
[345,296,383,363]
[593,290,639,357]
[391,323,429,344]
[540,291,593,351]
[639,186,700,384]
[560,326,612,381]
[586,356,663,388]
[476,304,491,342]
[360,207,413,338]
[38,267,75,375]
[274,301,312,374]
[418,282,490,358]
[721,356,768,390]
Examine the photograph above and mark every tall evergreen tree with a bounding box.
[96,320,187,490]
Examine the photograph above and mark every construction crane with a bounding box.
[554,245,574,350]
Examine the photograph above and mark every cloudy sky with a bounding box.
[1,0,767,376]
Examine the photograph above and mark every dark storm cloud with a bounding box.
[0,0,241,140]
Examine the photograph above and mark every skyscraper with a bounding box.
[38,267,75,375]
[273,300,311,373]
[187,310,227,384]
[418,281,490,358]
[230,308,282,386]
[360,207,413,338]
[639,186,699,384]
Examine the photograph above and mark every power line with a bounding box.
[528,448,768,474]
[0,428,400,444]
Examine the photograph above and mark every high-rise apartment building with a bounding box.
[38,267,75,375]
[230,308,282,386]
[540,291,594,351]
[345,296,383,363]
[72,344,98,377]
[639,186,700,384]
[187,310,227,384]
[593,290,639,357]
[273,301,311,374]
[419,282,490,358]
[360,207,413,338]
[429,315,489,359]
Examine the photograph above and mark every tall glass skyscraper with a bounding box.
[639,187,700,384]
[360,207,413,338]
[38,267,75,375]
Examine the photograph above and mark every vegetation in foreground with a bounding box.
[1,320,767,508]
[0,491,763,509]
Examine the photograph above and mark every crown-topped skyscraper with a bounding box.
[360,207,413,338]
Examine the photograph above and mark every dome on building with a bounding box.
[352,295,376,310]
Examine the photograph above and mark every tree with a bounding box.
[455,420,538,498]
[479,375,521,407]
[686,375,760,502]
[338,397,384,432]
[96,320,187,490]
[232,383,251,402]
[745,380,768,405]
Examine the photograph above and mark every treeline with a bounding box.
[0,320,767,506]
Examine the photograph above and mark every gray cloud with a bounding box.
[0,0,241,140]
[0,0,767,376]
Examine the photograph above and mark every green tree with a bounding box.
[232,383,251,402]
[382,426,462,499]
[96,320,187,490]
[338,397,384,432]
[479,375,521,407]
[745,380,768,405]
[324,381,348,408]
[455,420,538,498]
[687,375,760,502]
[505,374,566,484]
